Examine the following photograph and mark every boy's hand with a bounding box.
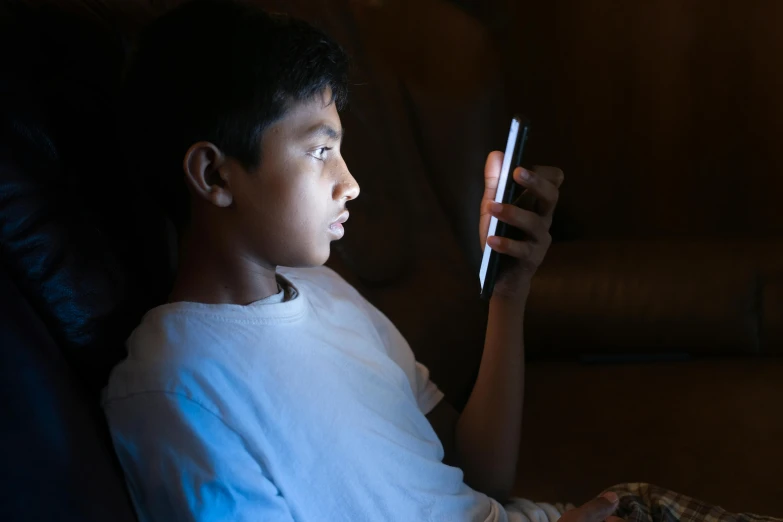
[560,492,626,522]
[479,151,564,299]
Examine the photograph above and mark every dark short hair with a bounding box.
[121,0,350,230]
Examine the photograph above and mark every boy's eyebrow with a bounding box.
[303,123,344,141]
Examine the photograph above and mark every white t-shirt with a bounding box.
[103,266,507,522]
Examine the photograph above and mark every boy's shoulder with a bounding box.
[102,265,384,416]
[108,265,371,389]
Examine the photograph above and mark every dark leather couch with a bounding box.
[2,1,782,521]
[0,5,170,520]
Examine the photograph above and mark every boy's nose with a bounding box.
[344,178,360,201]
[336,169,360,202]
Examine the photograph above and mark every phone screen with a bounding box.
[478,115,530,298]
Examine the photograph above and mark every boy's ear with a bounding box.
[183,141,233,208]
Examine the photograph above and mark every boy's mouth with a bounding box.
[329,211,349,239]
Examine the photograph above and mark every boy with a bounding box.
[104,1,777,521]
[104,1,569,520]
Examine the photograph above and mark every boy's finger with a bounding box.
[532,165,565,188]
[513,167,560,217]
[488,202,550,241]
[486,236,535,266]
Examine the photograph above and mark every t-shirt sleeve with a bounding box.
[361,299,445,415]
[413,360,445,415]
[104,392,295,522]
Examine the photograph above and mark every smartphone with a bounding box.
[479,114,531,299]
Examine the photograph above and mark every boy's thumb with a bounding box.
[600,492,619,504]
[576,492,619,522]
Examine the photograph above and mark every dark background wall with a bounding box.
[498,1,783,240]
[449,0,783,240]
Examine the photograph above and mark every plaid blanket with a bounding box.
[607,483,783,522]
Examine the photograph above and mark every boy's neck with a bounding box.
[168,225,280,306]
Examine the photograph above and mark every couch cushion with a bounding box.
[516,358,783,517]
[761,274,783,354]
[0,266,136,522]
[525,240,783,356]
[0,5,171,391]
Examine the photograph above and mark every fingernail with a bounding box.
[601,491,619,504]
[490,202,503,214]
[518,168,532,181]
[487,236,500,248]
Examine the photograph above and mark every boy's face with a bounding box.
[222,90,360,268]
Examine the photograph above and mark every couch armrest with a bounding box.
[524,240,783,356]
[762,274,783,354]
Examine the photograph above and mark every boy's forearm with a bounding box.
[454,293,527,503]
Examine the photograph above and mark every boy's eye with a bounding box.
[311,146,332,161]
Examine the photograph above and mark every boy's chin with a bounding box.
[286,246,331,268]
[309,250,331,267]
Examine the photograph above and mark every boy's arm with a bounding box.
[427,158,563,503]
[458,293,526,501]
[427,294,525,503]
